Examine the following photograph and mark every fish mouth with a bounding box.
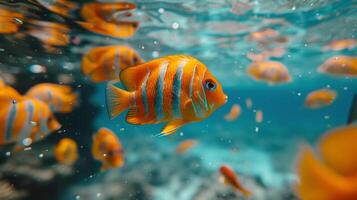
[224,95,228,104]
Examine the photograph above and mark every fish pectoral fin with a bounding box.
[159,119,188,136]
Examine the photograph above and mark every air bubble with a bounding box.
[152,51,159,58]
[172,22,179,29]
[22,138,32,146]
[158,8,165,13]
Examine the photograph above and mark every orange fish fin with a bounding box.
[219,176,228,185]
[318,125,357,176]
[106,83,130,119]
[125,107,144,124]
[119,62,155,91]
[295,145,349,200]
[159,119,188,136]
[238,187,252,197]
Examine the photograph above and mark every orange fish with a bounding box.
[305,89,337,109]
[0,8,24,34]
[219,165,252,197]
[224,104,241,121]
[248,28,288,46]
[245,98,252,110]
[323,39,357,51]
[26,20,70,49]
[106,55,227,136]
[79,2,139,38]
[92,128,124,171]
[295,125,357,200]
[176,139,198,154]
[37,0,78,17]
[54,138,78,165]
[25,83,77,113]
[81,45,144,83]
[0,98,61,147]
[255,110,263,123]
[318,55,357,77]
[247,60,291,84]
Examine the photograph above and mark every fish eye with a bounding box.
[133,57,138,63]
[205,79,216,91]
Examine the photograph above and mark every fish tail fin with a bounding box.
[295,145,348,200]
[240,188,252,197]
[348,94,357,124]
[106,83,131,120]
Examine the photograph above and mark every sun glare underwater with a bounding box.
[0,0,356,200]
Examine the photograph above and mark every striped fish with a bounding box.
[106,55,227,136]
[26,83,78,113]
[92,128,124,171]
[81,45,144,83]
[0,98,61,146]
[78,2,139,39]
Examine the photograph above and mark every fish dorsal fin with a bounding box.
[318,125,357,176]
[119,55,195,91]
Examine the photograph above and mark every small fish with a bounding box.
[323,39,357,51]
[92,128,124,171]
[255,110,263,123]
[219,165,252,197]
[0,8,24,34]
[54,138,78,165]
[106,55,227,136]
[245,98,252,110]
[247,60,291,84]
[295,125,357,200]
[318,55,357,77]
[26,83,77,113]
[37,0,78,17]
[305,89,337,109]
[81,45,144,83]
[247,28,288,47]
[78,2,139,38]
[224,104,241,121]
[26,20,70,48]
[176,139,198,154]
[0,98,61,147]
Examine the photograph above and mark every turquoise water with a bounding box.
[0,0,356,200]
